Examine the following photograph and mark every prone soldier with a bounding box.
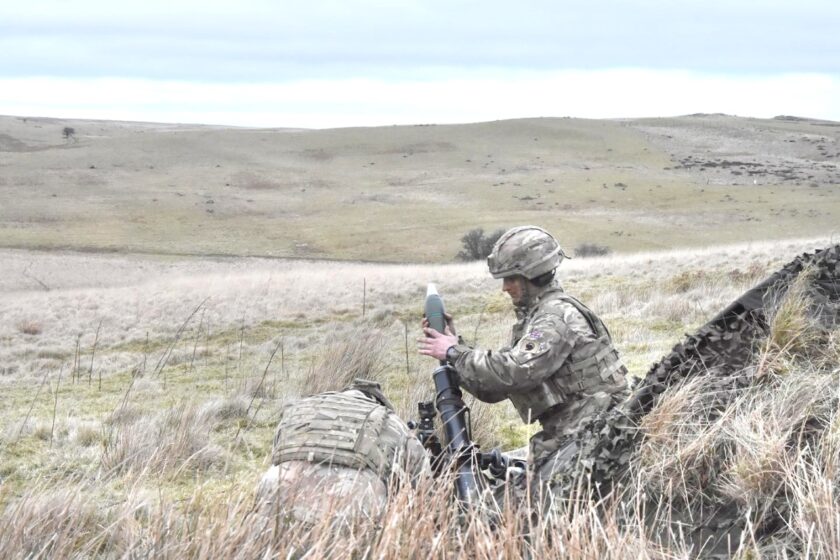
[257,379,430,524]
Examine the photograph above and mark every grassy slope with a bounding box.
[1,114,838,261]
[1,239,836,558]
[0,238,828,500]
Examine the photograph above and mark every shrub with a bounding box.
[456,228,505,261]
[573,243,611,258]
[74,423,102,447]
[17,320,42,335]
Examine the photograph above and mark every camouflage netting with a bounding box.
[551,244,840,557]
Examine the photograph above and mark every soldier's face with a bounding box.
[502,276,526,304]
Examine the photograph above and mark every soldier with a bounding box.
[257,379,430,525]
[418,226,629,499]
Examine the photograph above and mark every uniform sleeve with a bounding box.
[382,414,431,483]
[451,311,578,402]
[403,435,432,483]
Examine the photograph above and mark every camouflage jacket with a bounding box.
[448,282,628,457]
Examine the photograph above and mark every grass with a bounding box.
[1,115,839,261]
[0,237,837,557]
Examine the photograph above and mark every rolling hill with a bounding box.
[1,113,837,261]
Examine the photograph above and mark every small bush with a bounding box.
[456,228,505,261]
[201,396,250,421]
[573,243,611,258]
[17,320,42,335]
[668,270,706,293]
[74,423,102,447]
[32,422,52,441]
[105,405,144,427]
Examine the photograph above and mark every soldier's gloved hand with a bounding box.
[420,312,457,336]
[417,327,459,362]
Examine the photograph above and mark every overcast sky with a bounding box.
[1,0,839,128]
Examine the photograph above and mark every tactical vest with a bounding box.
[508,290,628,423]
[272,391,395,480]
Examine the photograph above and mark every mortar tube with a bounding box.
[432,364,480,504]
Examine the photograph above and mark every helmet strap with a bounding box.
[531,269,556,287]
[518,273,558,308]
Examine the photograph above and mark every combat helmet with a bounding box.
[345,378,395,411]
[487,226,568,280]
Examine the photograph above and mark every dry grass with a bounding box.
[100,404,224,477]
[1,239,838,558]
[0,487,121,558]
[301,328,389,395]
[0,237,826,384]
[15,319,42,336]
[0,474,711,560]
[766,268,822,356]
[630,268,840,556]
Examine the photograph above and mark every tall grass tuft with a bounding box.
[100,404,224,477]
[0,485,146,559]
[767,268,821,356]
[301,327,388,395]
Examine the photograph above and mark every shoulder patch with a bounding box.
[517,330,548,355]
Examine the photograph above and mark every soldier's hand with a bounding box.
[417,327,458,361]
[420,312,456,336]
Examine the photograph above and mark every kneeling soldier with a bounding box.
[419,226,629,503]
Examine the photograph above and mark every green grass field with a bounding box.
[2,114,837,261]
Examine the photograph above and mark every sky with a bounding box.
[1,0,839,128]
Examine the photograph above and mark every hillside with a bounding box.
[1,114,837,261]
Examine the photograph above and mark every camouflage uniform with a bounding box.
[445,227,629,494]
[258,380,430,524]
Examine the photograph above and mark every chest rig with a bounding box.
[508,289,628,423]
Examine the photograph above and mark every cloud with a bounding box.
[1,1,839,81]
[2,70,838,128]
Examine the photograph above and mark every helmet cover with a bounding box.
[487,226,567,280]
